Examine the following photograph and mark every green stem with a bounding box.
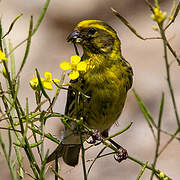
[150,93,164,180]
[28,126,60,144]
[8,0,51,55]
[154,0,159,8]
[158,127,180,155]
[128,155,172,180]
[0,132,18,180]
[87,146,107,175]
[101,139,173,180]
[80,130,87,180]
[128,156,158,175]
[16,16,33,78]
[104,122,133,141]
[32,0,50,35]
[55,156,58,180]
[136,162,148,180]
[2,13,23,39]
[40,112,45,161]
[159,24,180,128]
[166,42,180,65]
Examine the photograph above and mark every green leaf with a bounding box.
[111,8,145,40]
[39,150,49,179]
[158,92,164,128]
[133,89,156,140]
[133,89,156,127]
[16,16,33,77]
[35,69,50,100]
[8,39,16,79]
[2,13,23,39]
[28,126,60,144]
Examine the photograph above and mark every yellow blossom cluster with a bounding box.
[159,172,168,180]
[30,55,87,91]
[29,72,60,90]
[151,7,167,23]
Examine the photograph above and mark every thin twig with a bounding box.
[87,146,107,175]
[159,23,180,129]
[158,127,180,156]
[8,0,51,56]
[136,161,148,180]
[111,7,161,40]
[2,13,23,39]
[80,129,87,180]
[150,93,164,180]
[16,16,33,78]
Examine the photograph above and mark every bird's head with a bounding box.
[67,20,121,57]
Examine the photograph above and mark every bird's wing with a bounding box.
[65,77,91,117]
[65,79,77,116]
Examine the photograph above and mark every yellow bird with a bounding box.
[47,20,133,166]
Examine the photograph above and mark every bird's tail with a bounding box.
[47,142,81,167]
[63,145,81,166]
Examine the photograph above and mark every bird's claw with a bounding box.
[114,147,128,163]
[87,130,102,144]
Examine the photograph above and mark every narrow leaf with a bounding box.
[136,161,148,180]
[8,39,16,79]
[158,92,164,126]
[35,69,50,100]
[16,16,33,77]
[133,89,156,140]
[111,8,145,40]
[133,89,156,127]
[2,14,23,39]
[39,150,49,179]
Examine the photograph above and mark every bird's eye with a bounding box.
[88,28,96,35]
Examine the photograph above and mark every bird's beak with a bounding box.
[67,30,82,43]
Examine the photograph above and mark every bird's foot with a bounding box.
[87,130,102,144]
[108,138,128,163]
[114,147,128,163]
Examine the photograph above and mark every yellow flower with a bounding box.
[0,49,8,61]
[29,72,60,90]
[69,70,79,80]
[29,73,44,90]
[164,177,168,180]
[151,7,167,23]
[60,55,87,80]
[71,55,81,65]
[159,172,165,178]
[43,72,60,90]
[60,61,72,70]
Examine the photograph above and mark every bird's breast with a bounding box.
[82,68,127,132]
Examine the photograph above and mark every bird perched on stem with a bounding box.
[47,20,133,166]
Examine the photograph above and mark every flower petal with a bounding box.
[70,55,81,65]
[60,61,72,71]
[53,78,60,83]
[44,72,52,81]
[43,81,53,90]
[77,61,87,71]
[0,50,8,61]
[29,78,39,89]
[40,78,45,82]
[68,70,79,80]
